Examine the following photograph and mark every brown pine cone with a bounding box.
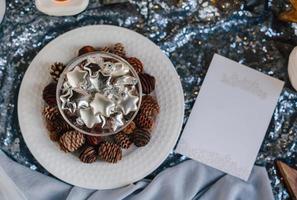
[98,142,122,163]
[122,121,136,135]
[79,146,97,163]
[98,46,111,53]
[139,73,156,94]
[114,132,132,149]
[59,131,85,152]
[86,135,104,146]
[78,45,96,56]
[142,95,157,103]
[43,106,73,134]
[60,142,69,152]
[46,118,73,134]
[134,113,154,130]
[42,83,57,106]
[140,95,160,117]
[49,132,60,142]
[90,124,103,135]
[132,129,151,147]
[126,57,144,73]
[43,106,60,121]
[112,43,125,58]
[50,62,66,82]
[46,120,56,132]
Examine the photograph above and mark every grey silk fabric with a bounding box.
[0,151,273,200]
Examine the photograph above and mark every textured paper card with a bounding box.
[176,54,284,181]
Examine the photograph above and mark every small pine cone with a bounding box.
[142,95,157,104]
[122,121,136,135]
[98,46,111,53]
[79,146,97,163]
[50,62,66,82]
[98,142,122,163]
[60,142,69,152]
[56,120,73,134]
[43,106,73,134]
[46,120,56,132]
[59,131,85,152]
[90,124,103,135]
[126,57,144,73]
[140,104,159,118]
[112,43,126,58]
[43,106,60,121]
[42,82,57,106]
[46,118,73,134]
[140,96,160,117]
[86,135,104,146]
[139,73,156,94]
[114,132,132,149]
[134,114,155,130]
[78,45,96,56]
[49,132,60,142]
[132,129,151,147]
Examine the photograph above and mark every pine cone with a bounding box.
[59,131,85,152]
[114,132,132,149]
[98,46,111,53]
[86,135,104,146]
[122,121,136,135]
[90,124,103,135]
[98,142,122,163]
[43,106,60,121]
[60,142,69,152]
[46,121,56,133]
[78,45,96,56]
[46,118,73,134]
[79,146,97,163]
[42,82,57,106]
[132,129,151,147]
[112,43,126,58]
[139,73,156,94]
[134,113,154,130]
[50,62,66,82]
[44,106,73,134]
[49,132,60,142]
[142,95,157,103]
[140,95,160,117]
[126,57,144,73]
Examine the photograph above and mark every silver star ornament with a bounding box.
[79,107,102,128]
[66,66,88,89]
[90,93,116,117]
[117,91,139,115]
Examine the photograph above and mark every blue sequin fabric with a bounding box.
[0,0,296,199]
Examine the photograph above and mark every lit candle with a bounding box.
[35,0,89,16]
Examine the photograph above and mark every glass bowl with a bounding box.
[56,51,142,136]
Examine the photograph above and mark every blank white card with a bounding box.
[176,54,284,181]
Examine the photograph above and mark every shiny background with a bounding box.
[0,0,296,199]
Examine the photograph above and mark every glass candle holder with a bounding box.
[56,52,142,136]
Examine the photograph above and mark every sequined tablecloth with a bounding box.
[0,0,296,199]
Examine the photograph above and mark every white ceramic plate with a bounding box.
[18,25,184,189]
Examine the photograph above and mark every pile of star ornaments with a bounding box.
[58,52,141,135]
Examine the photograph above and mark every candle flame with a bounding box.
[54,0,70,3]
